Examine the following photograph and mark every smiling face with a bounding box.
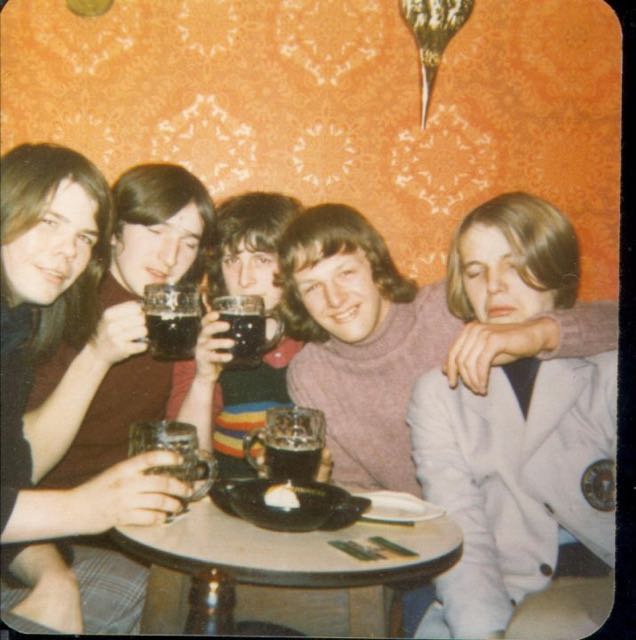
[221,241,282,311]
[110,201,204,297]
[293,249,391,344]
[1,178,99,306]
[459,223,555,324]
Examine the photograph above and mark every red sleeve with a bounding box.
[213,381,224,418]
[27,343,79,411]
[165,360,197,419]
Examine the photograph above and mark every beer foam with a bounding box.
[271,435,321,451]
[264,482,301,509]
[148,311,199,319]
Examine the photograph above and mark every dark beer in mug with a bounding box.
[265,443,323,482]
[218,312,266,369]
[146,312,200,360]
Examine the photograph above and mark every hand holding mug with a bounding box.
[89,300,148,366]
[70,450,193,530]
[211,295,284,369]
[191,310,238,382]
[129,420,217,520]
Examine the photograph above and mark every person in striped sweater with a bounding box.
[166,191,305,479]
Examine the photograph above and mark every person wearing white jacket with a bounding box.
[408,192,616,640]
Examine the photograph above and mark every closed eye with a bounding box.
[300,283,320,296]
[40,214,59,228]
[462,265,484,279]
[182,238,199,250]
[78,233,98,247]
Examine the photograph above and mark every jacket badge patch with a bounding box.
[581,459,615,512]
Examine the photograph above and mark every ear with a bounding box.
[110,233,123,257]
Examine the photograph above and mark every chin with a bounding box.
[335,327,373,344]
[487,316,514,325]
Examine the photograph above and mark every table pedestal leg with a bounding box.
[185,568,235,635]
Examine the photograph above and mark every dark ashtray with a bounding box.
[210,479,371,532]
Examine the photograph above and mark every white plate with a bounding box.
[354,490,445,522]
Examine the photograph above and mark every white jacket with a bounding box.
[407,351,617,639]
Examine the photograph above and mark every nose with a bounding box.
[159,235,179,269]
[324,281,346,308]
[238,259,255,288]
[55,231,78,261]
[486,266,505,293]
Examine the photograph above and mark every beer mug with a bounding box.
[212,295,284,369]
[143,283,201,360]
[129,420,216,510]
[243,407,326,482]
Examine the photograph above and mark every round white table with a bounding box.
[113,496,463,634]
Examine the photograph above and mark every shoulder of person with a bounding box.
[414,280,448,308]
[585,349,618,370]
[411,365,451,397]
[550,350,618,376]
[579,350,618,393]
[288,340,326,369]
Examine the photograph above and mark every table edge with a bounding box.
[110,528,462,588]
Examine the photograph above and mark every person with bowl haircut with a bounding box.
[408,192,615,639]
[167,191,305,480]
[1,143,191,634]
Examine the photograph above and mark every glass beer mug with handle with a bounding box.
[243,407,326,483]
[129,420,216,518]
[211,295,284,369]
[143,283,202,360]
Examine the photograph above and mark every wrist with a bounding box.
[192,369,219,388]
[79,340,114,372]
[537,316,559,353]
[60,487,97,536]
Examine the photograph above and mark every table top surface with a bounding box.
[113,496,463,588]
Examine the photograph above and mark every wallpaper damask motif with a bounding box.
[0,0,621,300]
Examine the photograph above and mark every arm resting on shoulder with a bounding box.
[544,300,618,359]
[444,300,618,394]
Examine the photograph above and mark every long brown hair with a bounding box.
[1,143,113,359]
[278,203,417,342]
[112,163,215,284]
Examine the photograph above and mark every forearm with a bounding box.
[546,300,618,359]
[175,374,215,451]
[23,343,111,482]
[1,489,94,543]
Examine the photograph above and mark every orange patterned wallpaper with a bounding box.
[1,0,621,300]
